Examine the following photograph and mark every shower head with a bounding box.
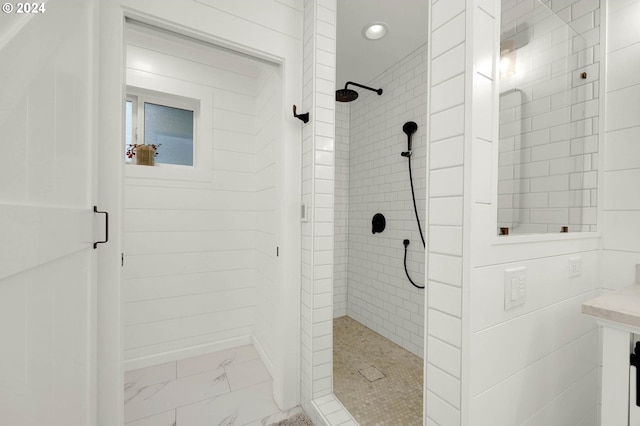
[402,121,418,151]
[403,121,418,136]
[336,88,359,102]
[335,81,383,102]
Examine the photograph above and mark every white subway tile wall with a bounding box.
[333,103,349,318]
[467,1,601,425]
[335,43,428,358]
[302,1,354,425]
[425,0,466,422]
[497,0,600,234]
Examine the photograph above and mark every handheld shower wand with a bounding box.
[400,121,425,248]
[402,121,418,154]
[400,121,425,289]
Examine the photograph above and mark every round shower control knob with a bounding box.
[372,213,386,234]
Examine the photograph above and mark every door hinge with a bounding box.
[276,246,279,257]
[121,253,124,267]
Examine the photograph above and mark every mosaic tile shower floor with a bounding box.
[333,316,424,426]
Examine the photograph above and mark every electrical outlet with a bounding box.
[504,267,526,311]
[569,257,582,278]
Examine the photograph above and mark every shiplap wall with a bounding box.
[345,43,428,358]
[465,0,601,425]
[253,68,282,372]
[602,0,640,293]
[122,25,281,365]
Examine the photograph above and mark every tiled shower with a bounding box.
[331,40,429,424]
[333,43,428,358]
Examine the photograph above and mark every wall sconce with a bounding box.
[500,40,516,79]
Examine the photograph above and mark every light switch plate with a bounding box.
[569,257,582,278]
[504,267,526,311]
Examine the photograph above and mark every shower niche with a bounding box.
[496,0,600,236]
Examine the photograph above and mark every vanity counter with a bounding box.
[582,284,640,426]
[582,284,640,331]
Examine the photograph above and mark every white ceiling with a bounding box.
[336,0,429,91]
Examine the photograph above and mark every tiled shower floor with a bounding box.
[124,345,303,425]
[333,316,424,426]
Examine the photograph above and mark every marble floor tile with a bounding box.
[176,381,280,426]
[177,345,259,378]
[125,409,176,426]
[224,358,272,391]
[242,406,305,426]
[125,367,230,423]
[125,345,308,426]
[125,362,176,393]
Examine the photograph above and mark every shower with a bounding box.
[335,81,383,102]
[333,4,428,420]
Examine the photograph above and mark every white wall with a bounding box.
[341,43,428,358]
[94,0,304,420]
[253,68,283,373]
[0,2,96,424]
[121,25,281,367]
[333,102,349,318]
[424,0,602,424]
[465,0,601,425]
[602,0,640,293]
[425,2,467,422]
[299,0,340,423]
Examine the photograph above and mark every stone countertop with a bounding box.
[582,284,640,330]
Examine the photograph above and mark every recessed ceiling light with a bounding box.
[363,22,388,40]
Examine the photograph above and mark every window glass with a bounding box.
[143,102,194,166]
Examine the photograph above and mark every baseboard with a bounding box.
[124,335,251,372]
[251,333,275,379]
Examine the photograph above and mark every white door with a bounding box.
[0,1,98,425]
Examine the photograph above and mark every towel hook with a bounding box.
[293,105,309,124]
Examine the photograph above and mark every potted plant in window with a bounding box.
[126,144,161,166]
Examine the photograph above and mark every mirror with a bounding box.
[497,0,599,235]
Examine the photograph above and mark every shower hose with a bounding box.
[403,153,425,289]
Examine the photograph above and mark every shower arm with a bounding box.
[344,81,383,96]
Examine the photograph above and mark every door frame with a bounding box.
[97,3,303,423]
[96,3,126,425]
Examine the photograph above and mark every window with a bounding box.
[125,90,197,167]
